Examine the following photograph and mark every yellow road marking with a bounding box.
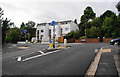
[18,47,29,49]
[57,47,66,49]
[102,49,111,52]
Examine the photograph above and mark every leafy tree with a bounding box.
[20,22,25,29]
[6,27,20,43]
[78,6,96,36]
[73,30,81,39]
[91,17,102,28]
[64,30,81,39]
[100,10,116,21]
[102,17,113,37]
[86,26,101,38]
[0,7,4,18]
[24,27,36,41]
[74,19,78,24]
[2,18,13,44]
[116,1,120,13]
[102,13,119,38]
[26,21,35,28]
[19,21,36,41]
[80,6,96,23]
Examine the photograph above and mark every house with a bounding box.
[36,20,79,42]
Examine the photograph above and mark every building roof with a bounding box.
[37,20,73,26]
[37,23,47,26]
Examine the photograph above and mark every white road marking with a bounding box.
[22,50,60,61]
[17,56,22,61]
[12,49,47,59]
[38,50,45,54]
[64,47,70,49]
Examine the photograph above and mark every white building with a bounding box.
[36,20,79,42]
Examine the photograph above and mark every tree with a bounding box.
[2,18,13,44]
[80,6,96,23]
[20,22,25,29]
[6,27,20,43]
[91,17,102,28]
[116,1,120,13]
[64,30,81,39]
[74,19,78,24]
[0,7,4,18]
[19,21,36,41]
[78,6,96,36]
[26,21,35,28]
[102,14,118,38]
[86,26,101,38]
[100,10,116,21]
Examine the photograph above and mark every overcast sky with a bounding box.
[0,0,119,28]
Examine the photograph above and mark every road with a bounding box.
[2,43,109,76]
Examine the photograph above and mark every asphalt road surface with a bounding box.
[2,43,109,76]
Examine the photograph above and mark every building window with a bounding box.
[49,29,51,35]
[60,28,63,34]
[41,30,44,32]
[37,30,39,34]
[41,35,43,39]
[65,28,69,31]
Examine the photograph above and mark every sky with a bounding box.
[0,0,120,28]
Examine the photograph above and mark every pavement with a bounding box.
[95,45,120,77]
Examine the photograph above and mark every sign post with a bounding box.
[51,21,56,48]
[23,29,27,42]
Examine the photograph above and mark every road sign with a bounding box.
[49,40,53,48]
[51,21,56,26]
[24,29,27,33]
[51,21,56,48]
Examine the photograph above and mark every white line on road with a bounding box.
[22,50,60,62]
[38,50,45,54]
[12,49,47,59]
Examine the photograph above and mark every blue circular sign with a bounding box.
[50,40,53,43]
[51,21,56,26]
[24,29,27,33]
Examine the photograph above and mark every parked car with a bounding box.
[110,38,120,45]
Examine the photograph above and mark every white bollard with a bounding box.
[64,39,67,45]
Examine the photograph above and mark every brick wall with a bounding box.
[65,38,112,43]
[75,38,99,43]
[86,38,99,43]
[67,38,75,43]
[103,38,111,43]
[58,37,64,43]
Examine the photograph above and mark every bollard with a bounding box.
[49,40,53,49]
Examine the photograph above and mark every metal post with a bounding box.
[53,26,55,48]
[25,33,26,42]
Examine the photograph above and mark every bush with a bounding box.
[80,36,87,39]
